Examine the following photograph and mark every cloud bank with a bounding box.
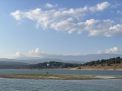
[15,46,122,58]
[11,2,122,37]
[15,48,45,58]
[98,46,122,54]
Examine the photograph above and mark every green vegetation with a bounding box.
[83,57,122,66]
[29,61,80,69]
[0,74,110,80]
[77,57,122,70]
[0,73,121,80]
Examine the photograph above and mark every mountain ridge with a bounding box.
[0,53,122,64]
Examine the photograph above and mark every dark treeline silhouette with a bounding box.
[29,61,80,69]
[82,57,122,66]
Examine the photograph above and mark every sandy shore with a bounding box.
[95,76,116,79]
[68,67,122,71]
[0,74,121,80]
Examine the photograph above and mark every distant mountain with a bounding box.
[0,55,122,69]
[24,54,122,63]
[0,54,122,64]
[0,59,29,68]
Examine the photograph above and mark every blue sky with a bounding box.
[0,0,122,58]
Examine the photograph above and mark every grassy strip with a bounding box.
[0,74,121,80]
[0,74,98,80]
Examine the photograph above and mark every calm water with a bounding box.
[0,69,122,76]
[0,69,122,91]
[0,78,122,91]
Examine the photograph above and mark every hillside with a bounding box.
[0,57,122,70]
[77,57,122,70]
[28,57,122,69]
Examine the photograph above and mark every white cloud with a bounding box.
[15,52,24,57]
[11,6,88,32]
[11,10,23,21]
[85,19,96,26]
[108,24,122,36]
[105,47,118,54]
[98,47,121,54]
[15,48,45,58]
[90,1,110,12]
[10,1,122,37]
[86,19,122,37]
[28,48,41,57]
[45,3,57,8]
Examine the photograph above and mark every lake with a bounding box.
[0,69,122,77]
[0,69,122,91]
[0,78,122,91]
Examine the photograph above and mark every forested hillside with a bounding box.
[82,57,122,66]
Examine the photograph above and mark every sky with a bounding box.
[0,0,122,58]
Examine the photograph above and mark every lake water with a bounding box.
[0,78,122,91]
[0,69,122,77]
[0,69,122,91]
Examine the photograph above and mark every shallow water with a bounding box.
[0,78,122,91]
[0,69,122,77]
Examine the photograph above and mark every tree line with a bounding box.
[82,57,122,66]
[30,61,80,68]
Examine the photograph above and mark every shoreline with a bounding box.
[68,68,122,71]
[0,68,122,71]
[0,74,121,80]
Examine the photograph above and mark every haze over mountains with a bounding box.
[0,54,122,64]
